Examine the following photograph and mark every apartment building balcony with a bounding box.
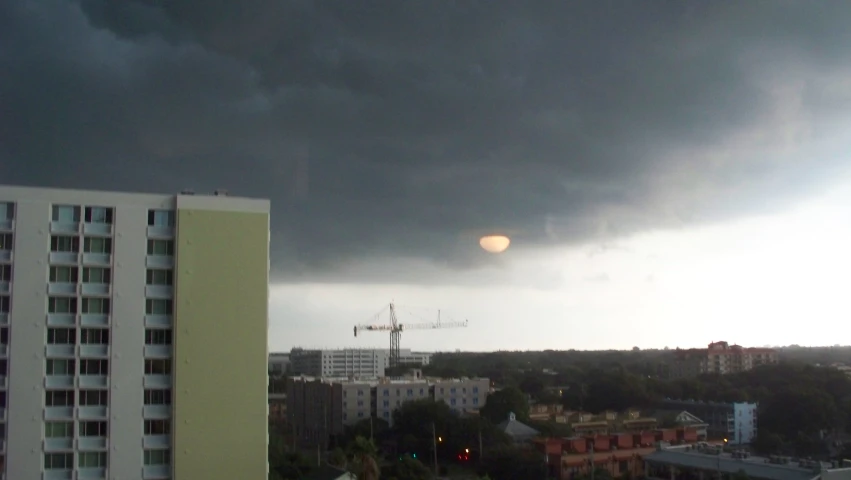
[78,375,108,388]
[81,253,111,267]
[143,465,170,479]
[0,280,8,294]
[143,405,171,419]
[145,285,173,298]
[77,436,108,450]
[0,407,5,420]
[144,345,172,358]
[83,222,112,236]
[45,375,74,389]
[50,221,79,234]
[0,250,10,262]
[43,469,72,480]
[0,374,6,388]
[78,406,108,419]
[146,255,174,269]
[44,406,74,420]
[46,344,75,357]
[143,435,171,449]
[0,218,12,231]
[77,467,107,480]
[146,225,174,238]
[0,345,6,357]
[144,375,172,388]
[44,437,74,450]
[47,282,76,295]
[47,314,76,327]
[80,314,109,327]
[80,283,110,296]
[144,315,172,328]
[0,313,7,326]
[79,344,109,357]
[48,252,78,265]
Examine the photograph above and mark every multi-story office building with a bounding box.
[289,348,433,378]
[667,341,778,379]
[287,372,489,446]
[0,185,270,480]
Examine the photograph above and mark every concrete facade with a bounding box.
[0,185,270,480]
[287,373,490,447]
[289,348,433,378]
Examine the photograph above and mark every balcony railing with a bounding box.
[144,315,172,328]
[80,314,109,327]
[47,283,76,295]
[82,223,112,236]
[47,314,76,327]
[48,252,78,264]
[50,221,79,234]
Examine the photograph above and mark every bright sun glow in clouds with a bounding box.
[479,235,511,253]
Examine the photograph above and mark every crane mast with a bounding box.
[353,302,468,368]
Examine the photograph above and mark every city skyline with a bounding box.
[5,1,851,351]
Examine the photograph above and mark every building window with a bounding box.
[450,399,456,406]
[52,205,80,223]
[146,299,173,315]
[79,421,107,437]
[46,359,75,376]
[407,389,413,397]
[46,390,75,407]
[48,296,77,314]
[45,421,74,438]
[145,329,172,345]
[78,452,108,468]
[0,265,10,281]
[44,452,74,470]
[145,419,170,435]
[49,266,78,283]
[473,387,479,394]
[383,389,389,397]
[145,358,172,375]
[83,237,112,254]
[146,269,173,286]
[147,210,175,227]
[50,235,79,253]
[144,389,172,405]
[47,327,76,345]
[0,296,8,313]
[147,239,174,256]
[473,398,479,405]
[81,297,110,314]
[144,449,171,466]
[0,233,11,250]
[82,267,110,284]
[80,359,109,376]
[79,390,108,406]
[0,202,13,220]
[0,328,7,345]
[84,207,113,224]
[80,328,109,345]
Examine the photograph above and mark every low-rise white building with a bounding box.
[289,348,433,378]
[287,371,488,447]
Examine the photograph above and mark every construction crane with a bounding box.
[354,302,468,368]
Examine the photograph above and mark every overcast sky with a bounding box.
[4,1,851,351]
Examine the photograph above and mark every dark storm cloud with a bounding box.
[3,0,851,283]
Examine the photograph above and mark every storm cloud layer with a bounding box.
[3,0,851,282]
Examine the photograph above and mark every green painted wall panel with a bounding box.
[172,208,269,480]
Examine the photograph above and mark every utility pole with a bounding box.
[478,426,484,461]
[589,441,595,480]
[432,422,439,477]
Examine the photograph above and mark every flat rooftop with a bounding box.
[644,446,846,480]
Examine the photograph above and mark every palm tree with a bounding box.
[348,436,380,480]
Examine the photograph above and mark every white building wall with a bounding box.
[109,201,164,480]
[6,199,52,479]
[732,402,758,445]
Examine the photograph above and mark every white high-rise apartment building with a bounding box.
[0,186,270,480]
